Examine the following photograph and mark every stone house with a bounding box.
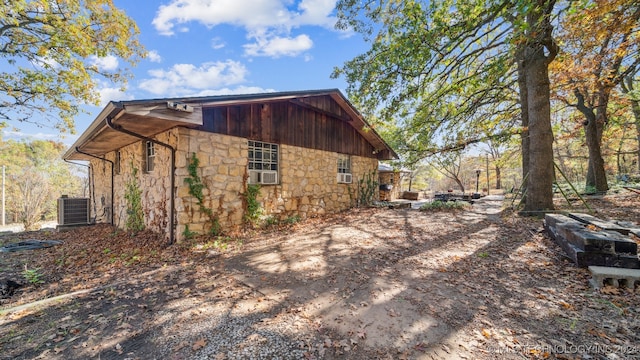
[63,89,397,243]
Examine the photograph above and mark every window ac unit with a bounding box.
[337,173,352,184]
[260,170,278,185]
[57,197,90,225]
[248,170,260,184]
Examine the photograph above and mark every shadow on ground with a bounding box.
[1,195,638,359]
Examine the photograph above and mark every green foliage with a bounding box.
[333,0,521,164]
[0,0,145,132]
[284,215,301,225]
[182,224,197,240]
[22,266,44,285]
[333,0,559,210]
[263,214,301,228]
[243,184,263,225]
[209,217,222,236]
[0,139,84,229]
[198,236,232,251]
[264,216,279,226]
[185,154,206,211]
[355,170,378,207]
[185,153,222,235]
[419,200,469,212]
[124,163,144,233]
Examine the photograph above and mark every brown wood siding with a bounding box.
[199,96,377,158]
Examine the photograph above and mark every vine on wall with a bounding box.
[243,183,262,225]
[124,163,144,233]
[185,153,222,236]
[354,169,379,207]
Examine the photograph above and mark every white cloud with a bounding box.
[211,37,226,50]
[32,56,60,69]
[191,86,276,97]
[0,129,81,147]
[147,50,162,63]
[89,55,119,72]
[138,60,249,96]
[152,0,335,58]
[2,130,59,140]
[244,33,313,58]
[98,86,135,107]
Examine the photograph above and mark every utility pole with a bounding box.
[2,165,5,226]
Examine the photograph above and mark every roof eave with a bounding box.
[63,102,124,160]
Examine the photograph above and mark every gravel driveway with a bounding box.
[3,195,638,359]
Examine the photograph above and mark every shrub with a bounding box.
[419,200,469,212]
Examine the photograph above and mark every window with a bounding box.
[248,140,278,184]
[337,154,352,183]
[114,150,121,175]
[145,141,155,173]
[337,154,351,174]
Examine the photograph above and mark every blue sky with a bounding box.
[5,0,369,144]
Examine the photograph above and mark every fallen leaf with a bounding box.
[481,328,491,338]
[600,286,620,295]
[560,301,575,310]
[192,338,207,351]
[115,343,123,354]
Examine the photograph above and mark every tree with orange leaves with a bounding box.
[551,0,640,192]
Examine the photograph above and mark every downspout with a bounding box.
[105,116,176,245]
[73,149,114,225]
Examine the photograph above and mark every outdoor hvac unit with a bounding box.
[57,197,90,225]
[337,173,353,184]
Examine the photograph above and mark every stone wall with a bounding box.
[260,145,378,219]
[174,129,247,237]
[176,130,378,240]
[91,128,379,241]
[90,129,178,236]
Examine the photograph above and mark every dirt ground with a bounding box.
[1,192,639,360]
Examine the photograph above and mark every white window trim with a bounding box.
[145,141,155,173]
[248,140,279,185]
[337,154,352,183]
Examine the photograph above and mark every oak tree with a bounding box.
[552,0,640,192]
[621,71,640,172]
[0,0,144,133]
[0,137,85,229]
[333,0,558,211]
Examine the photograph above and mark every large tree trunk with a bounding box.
[495,165,502,189]
[517,47,530,197]
[524,50,555,211]
[575,89,609,192]
[621,76,640,173]
[631,98,640,173]
[522,0,557,212]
